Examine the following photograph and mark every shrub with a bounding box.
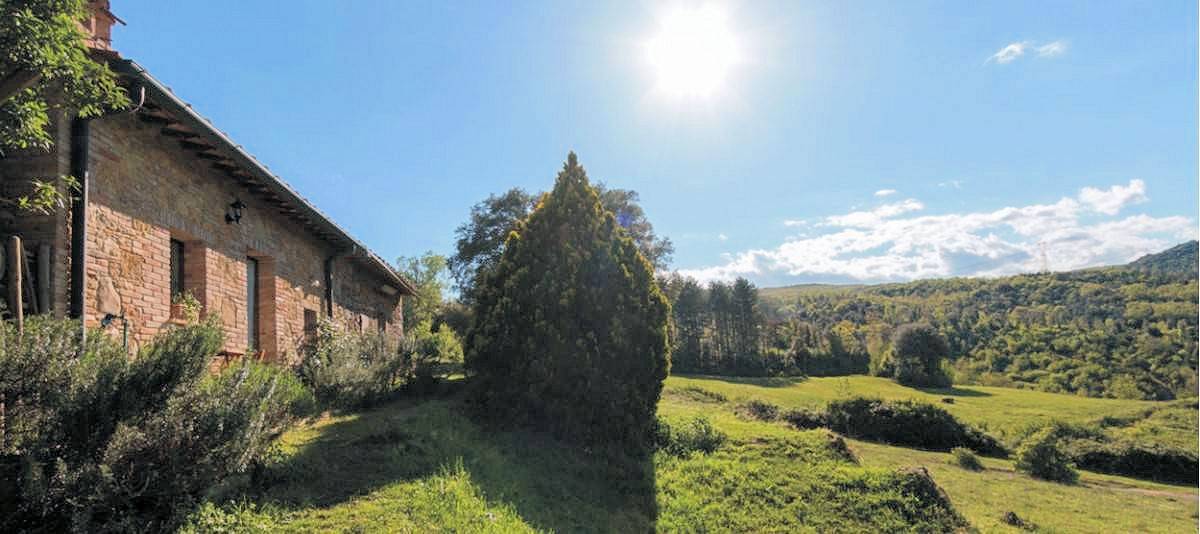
[0,317,309,532]
[75,360,312,529]
[823,431,857,463]
[674,386,727,404]
[654,416,727,456]
[892,467,969,529]
[297,318,445,408]
[1064,439,1198,485]
[1014,425,1078,483]
[1010,420,1197,484]
[948,447,983,471]
[398,322,462,394]
[466,153,670,452]
[1000,511,1036,530]
[781,408,826,430]
[737,399,780,421]
[823,397,1005,456]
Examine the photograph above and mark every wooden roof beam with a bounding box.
[139,108,174,124]
[161,123,197,137]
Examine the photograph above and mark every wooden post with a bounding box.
[7,236,23,333]
[37,243,50,313]
[22,246,37,315]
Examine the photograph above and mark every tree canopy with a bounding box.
[0,0,128,215]
[450,183,673,303]
[888,323,952,388]
[394,251,449,332]
[0,0,128,152]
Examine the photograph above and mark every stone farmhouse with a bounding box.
[0,1,415,362]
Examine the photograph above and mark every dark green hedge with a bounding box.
[1066,440,1198,485]
[822,397,1006,456]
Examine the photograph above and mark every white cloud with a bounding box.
[1036,40,1068,58]
[874,189,897,197]
[823,199,925,227]
[678,180,1194,284]
[938,180,964,189]
[783,219,808,227]
[989,39,1067,64]
[718,233,729,241]
[989,41,1030,64]
[1079,179,1147,215]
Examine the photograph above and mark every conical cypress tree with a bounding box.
[465,152,671,452]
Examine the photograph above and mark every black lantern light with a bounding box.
[225,198,246,224]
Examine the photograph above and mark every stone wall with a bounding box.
[2,109,404,362]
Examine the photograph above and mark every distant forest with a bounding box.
[661,241,1199,400]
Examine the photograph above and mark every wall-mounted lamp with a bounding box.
[101,312,129,349]
[225,198,246,224]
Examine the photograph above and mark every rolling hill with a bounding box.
[1128,240,1199,276]
[757,242,1199,400]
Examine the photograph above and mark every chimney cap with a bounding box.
[91,0,126,25]
[83,0,125,52]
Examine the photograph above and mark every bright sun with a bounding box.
[645,5,741,99]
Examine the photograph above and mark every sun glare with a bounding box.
[645,5,741,99]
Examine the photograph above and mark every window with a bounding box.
[247,257,259,350]
[169,239,185,298]
[304,308,318,337]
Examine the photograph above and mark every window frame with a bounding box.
[169,239,185,299]
[246,257,259,351]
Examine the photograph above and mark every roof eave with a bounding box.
[111,59,416,296]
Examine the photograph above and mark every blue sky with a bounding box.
[115,1,1197,286]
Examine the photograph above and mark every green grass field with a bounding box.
[660,375,1199,533]
[185,376,1198,533]
[665,374,1198,449]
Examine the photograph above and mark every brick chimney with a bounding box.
[81,0,124,52]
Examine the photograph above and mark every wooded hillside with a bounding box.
[756,241,1198,400]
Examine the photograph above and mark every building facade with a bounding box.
[0,2,413,362]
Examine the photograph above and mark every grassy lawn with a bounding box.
[662,375,1199,533]
[186,376,1198,532]
[665,374,1197,448]
[190,392,964,532]
[851,439,1198,533]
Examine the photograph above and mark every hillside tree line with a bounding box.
[660,252,1198,401]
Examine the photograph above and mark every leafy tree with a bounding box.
[450,183,673,303]
[465,153,670,452]
[671,277,706,372]
[889,323,952,388]
[0,0,128,213]
[706,281,733,369]
[448,188,535,303]
[594,183,674,270]
[730,277,761,372]
[395,251,449,332]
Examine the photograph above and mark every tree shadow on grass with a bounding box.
[247,397,657,533]
[675,373,808,388]
[916,385,993,398]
